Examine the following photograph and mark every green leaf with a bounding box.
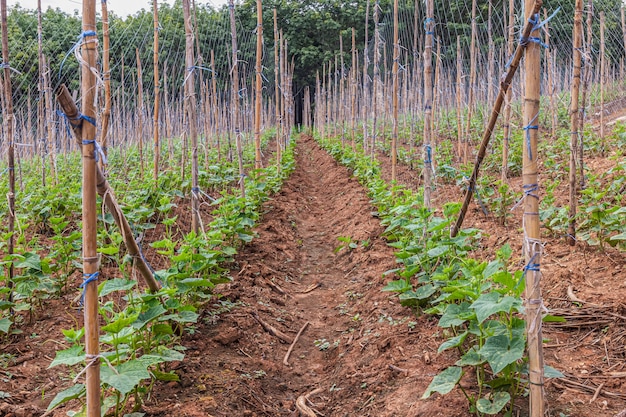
[470,293,521,324]
[102,314,139,334]
[438,302,472,328]
[421,366,462,399]
[133,305,167,329]
[544,365,564,378]
[46,384,85,411]
[0,318,12,333]
[476,392,511,414]
[610,232,626,241]
[97,246,119,256]
[438,331,469,353]
[99,279,136,297]
[455,346,484,366]
[483,260,503,280]
[152,370,180,382]
[427,245,449,258]
[100,359,151,395]
[138,347,184,366]
[382,279,411,293]
[478,334,525,374]
[49,345,85,368]
[15,252,42,271]
[542,314,566,323]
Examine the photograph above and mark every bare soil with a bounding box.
[0,133,624,417]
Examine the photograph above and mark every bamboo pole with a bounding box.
[229,0,246,198]
[153,0,160,181]
[99,0,111,171]
[464,0,478,164]
[136,48,145,179]
[579,0,593,190]
[78,1,101,414]
[273,9,281,167]
[451,0,543,238]
[351,27,357,151]
[568,0,584,247]
[522,1,545,415]
[487,1,495,115]
[545,10,557,139]
[362,0,370,153]
[254,0,263,169]
[1,0,15,308]
[339,32,346,146]
[600,12,606,141]
[182,0,200,234]
[501,0,514,182]
[391,0,399,182]
[36,0,44,185]
[210,50,220,161]
[56,86,161,293]
[423,0,434,208]
[372,0,380,158]
[456,36,463,161]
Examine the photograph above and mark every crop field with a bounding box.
[0,0,625,417]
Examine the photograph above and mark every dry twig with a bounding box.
[284,321,310,366]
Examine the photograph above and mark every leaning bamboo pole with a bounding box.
[523,1,545,415]
[183,0,200,234]
[254,0,263,169]
[78,1,101,414]
[229,0,246,198]
[1,0,15,307]
[153,0,160,181]
[423,0,434,208]
[391,0,399,182]
[568,0,584,247]
[451,0,543,238]
[99,0,111,170]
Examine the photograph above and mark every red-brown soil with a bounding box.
[0,133,624,417]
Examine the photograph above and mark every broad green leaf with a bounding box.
[0,300,14,310]
[542,314,566,323]
[427,245,449,258]
[438,302,472,328]
[46,384,85,411]
[544,365,564,378]
[470,293,521,324]
[139,347,184,366]
[438,331,468,353]
[49,345,85,368]
[476,392,511,414]
[99,279,136,297]
[100,360,151,395]
[133,305,167,329]
[610,232,626,241]
[455,346,484,366]
[152,370,180,382]
[421,366,462,399]
[483,260,503,280]
[97,246,119,256]
[478,334,525,374]
[102,314,139,334]
[15,252,42,271]
[0,318,11,333]
[382,279,411,293]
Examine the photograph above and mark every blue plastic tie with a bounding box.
[523,124,538,161]
[59,31,98,80]
[79,271,99,305]
[424,144,432,165]
[82,139,107,164]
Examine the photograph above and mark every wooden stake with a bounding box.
[351,27,357,151]
[372,0,381,158]
[464,0,478,164]
[36,0,44,185]
[568,0,584,247]
[501,0,514,182]
[182,0,200,234]
[451,1,543,238]
[456,36,463,161]
[579,0,593,190]
[229,0,246,198]
[523,1,545,415]
[544,10,557,139]
[1,0,16,308]
[600,12,606,141]
[273,9,281,167]
[423,0,434,208]
[391,0,399,182]
[254,0,263,170]
[99,0,111,171]
[79,1,101,414]
[362,0,370,153]
[153,0,160,181]
[210,50,220,161]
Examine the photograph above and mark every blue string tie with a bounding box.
[523,124,538,161]
[79,271,100,305]
[59,31,98,80]
[82,139,107,164]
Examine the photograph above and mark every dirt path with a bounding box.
[145,135,467,417]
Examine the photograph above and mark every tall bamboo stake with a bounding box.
[339,32,346,146]
[523,1,545,415]
[136,48,145,178]
[153,0,160,181]
[391,0,399,182]
[423,0,434,207]
[501,0,514,182]
[464,0,478,164]
[183,0,200,234]
[545,10,557,139]
[362,0,370,153]
[487,0,495,115]
[210,50,220,161]
[568,0,584,247]
[1,0,15,308]
[456,36,463,161]
[599,12,606,141]
[350,27,357,150]
[579,0,593,190]
[372,0,380,158]
[273,9,281,166]
[36,0,44,185]
[254,0,263,169]
[79,1,101,414]
[229,0,246,198]
[99,0,111,170]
